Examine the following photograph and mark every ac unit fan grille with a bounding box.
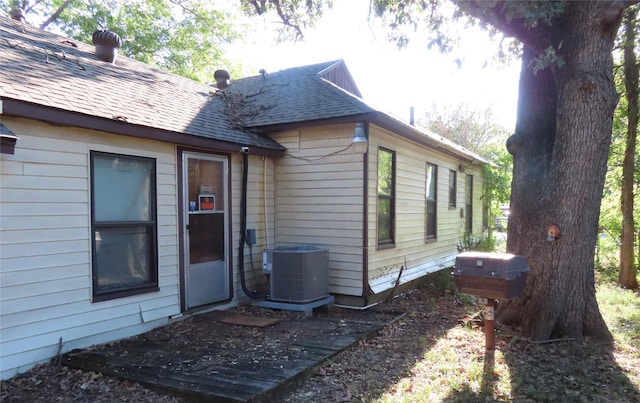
[270,247,329,303]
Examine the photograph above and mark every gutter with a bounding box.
[1,98,286,158]
[250,111,490,166]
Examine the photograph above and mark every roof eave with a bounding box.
[369,113,490,165]
[248,112,378,133]
[251,111,489,165]
[1,98,286,158]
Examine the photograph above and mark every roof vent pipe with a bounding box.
[214,70,231,89]
[92,30,122,64]
[10,8,26,23]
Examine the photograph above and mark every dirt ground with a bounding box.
[1,282,448,402]
[2,278,637,402]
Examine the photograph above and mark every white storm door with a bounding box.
[183,152,229,308]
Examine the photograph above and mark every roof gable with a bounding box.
[317,60,362,97]
[222,61,489,165]
[227,60,375,128]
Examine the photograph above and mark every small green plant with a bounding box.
[433,269,457,294]
[458,231,499,252]
[459,293,476,305]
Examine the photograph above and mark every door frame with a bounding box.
[177,147,233,312]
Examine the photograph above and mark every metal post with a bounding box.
[485,298,496,350]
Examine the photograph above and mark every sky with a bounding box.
[231,0,522,129]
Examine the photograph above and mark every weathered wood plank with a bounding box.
[61,312,398,402]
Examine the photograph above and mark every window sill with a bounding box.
[426,237,437,244]
[93,285,160,303]
[376,243,396,251]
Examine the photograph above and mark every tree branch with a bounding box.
[39,0,74,30]
[248,0,268,15]
[452,0,559,52]
[271,0,305,41]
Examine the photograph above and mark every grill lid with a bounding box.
[453,251,529,280]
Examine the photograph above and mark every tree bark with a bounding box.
[619,6,639,289]
[498,1,623,341]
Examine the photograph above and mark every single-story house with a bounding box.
[0,15,488,380]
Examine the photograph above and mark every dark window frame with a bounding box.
[448,169,457,208]
[377,147,396,247]
[90,151,159,302]
[465,174,473,233]
[426,163,438,241]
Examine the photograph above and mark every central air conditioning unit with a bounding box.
[269,245,329,303]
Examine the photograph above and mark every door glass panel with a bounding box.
[188,158,224,211]
[189,213,224,264]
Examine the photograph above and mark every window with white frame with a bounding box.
[90,151,158,301]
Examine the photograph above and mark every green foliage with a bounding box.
[528,44,566,74]
[430,270,475,304]
[373,0,456,50]
[598,7,640,274]
[595,232,620,272]
[240,0,332,42]
[481,149,512,229]
[418,103,510,155]
[432,269,457,294]
[457,231,503,253]
[417,103,513,235]
[3,0,333,83]
[70,1,240,83]
[597,282,640,347]
[501,1,567,28]
[377,148,393,195]
[3,0,245,83]
[372,0,519,64]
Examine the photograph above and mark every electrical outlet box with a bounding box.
[246,229,256,245]
[262,249,272,274]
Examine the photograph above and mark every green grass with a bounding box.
[598,282,640,347]
[371,273,640,402]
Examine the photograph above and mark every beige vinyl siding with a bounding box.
[367,125,482,291]
[271,125,365,296]
[229,153,276,299]
[0,118,180,380]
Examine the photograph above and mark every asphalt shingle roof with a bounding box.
[228,60,376,128]
[0,17,488,165]
[0,17,284,151]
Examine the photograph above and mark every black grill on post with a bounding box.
[452,251,529,350]
[452,252,529,299]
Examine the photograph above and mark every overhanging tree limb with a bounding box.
[39,0,74,30]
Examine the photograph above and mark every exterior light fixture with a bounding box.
[351,122,368,154]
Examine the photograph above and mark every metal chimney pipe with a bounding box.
[10,8,26,23]
[92,30,122,64]
[214,70,231,89]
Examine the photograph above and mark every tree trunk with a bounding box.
[619,6,639,289]
[499,2,622,341]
